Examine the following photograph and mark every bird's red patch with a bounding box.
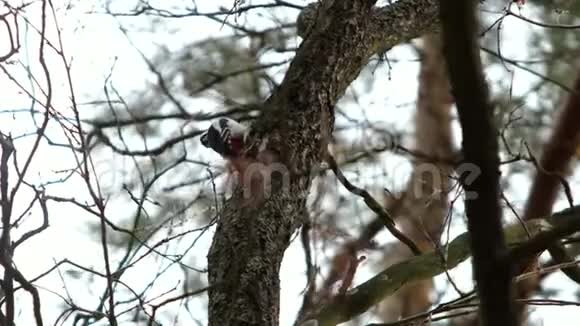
[230,137,244,156]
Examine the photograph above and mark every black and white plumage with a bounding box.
[200,118,248,157]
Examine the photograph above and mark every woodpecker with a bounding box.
[201,118,253,197]
[200,118,248,158]
[201,118,280,206]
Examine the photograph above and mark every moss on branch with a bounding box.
[308,206,580,326]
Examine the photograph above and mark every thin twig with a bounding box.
[325,152,421,256]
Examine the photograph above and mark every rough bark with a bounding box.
[207,1,442,325]
[439,1,516,325]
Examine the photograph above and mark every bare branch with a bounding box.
[325,152,422,255]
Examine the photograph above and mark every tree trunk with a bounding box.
[207,1,441,324]
[379,32,454,321]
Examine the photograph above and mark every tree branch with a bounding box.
[207,0,443,324]
[307,206,580,326]
[325,152,422,255]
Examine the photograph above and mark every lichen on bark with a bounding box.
[207,1,442,325]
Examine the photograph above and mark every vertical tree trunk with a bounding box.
[440,1,516,325]
[379,33,454,321]
[514,68,580,323]
[206,1,442,324]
